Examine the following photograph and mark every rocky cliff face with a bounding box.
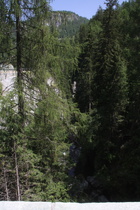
[0,64,16,95]
[48,11,84,27]
[0,65,58,96]
[48,11,89,38]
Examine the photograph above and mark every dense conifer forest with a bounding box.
[0,0,140,202]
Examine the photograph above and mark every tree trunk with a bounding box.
[14,142,21,201]
[3,165,10,201]
[16,0,24,122]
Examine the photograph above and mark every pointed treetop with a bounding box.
[104,0,118,9]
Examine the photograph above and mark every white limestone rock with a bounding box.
[0,66,59,96]
[0,64,16,95]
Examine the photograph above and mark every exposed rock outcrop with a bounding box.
[48,11,89,38]
[0,64,16,95]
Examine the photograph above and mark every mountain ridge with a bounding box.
[48,11,89,38]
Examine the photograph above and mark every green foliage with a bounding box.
[74,0,140,202]
[0,92,43,200]
[75,20,102,112]
[59,18,89,38]
[0,0,14,63]
[45,181,70,202]
[1,0,140,203]
[90,0,128,174]
[48,11,89,38]
[0,0,79,202]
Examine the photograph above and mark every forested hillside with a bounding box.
[0,0,140,202]
[48,11,89,38]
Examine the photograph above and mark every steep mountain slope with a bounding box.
[48,11,89,38]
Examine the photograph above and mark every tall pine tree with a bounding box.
[92,0,128,180]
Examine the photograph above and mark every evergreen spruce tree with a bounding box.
[0,0,14,63]
[75,21,102,112]
[0,0,50,201]
[92,0,128,183]
[0,0,80,201]
[75,24,92,113]
[113,0,140,200]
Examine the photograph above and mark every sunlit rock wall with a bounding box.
[0,65,58,97]
[0,64,16,95]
